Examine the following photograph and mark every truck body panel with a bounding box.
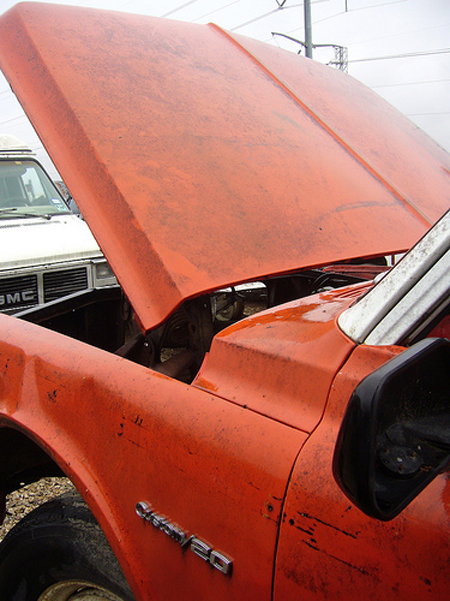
[0,312,308,598]
[275,344,450,600]
[0,3,449,600]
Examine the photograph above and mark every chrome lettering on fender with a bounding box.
[135,501,233,576]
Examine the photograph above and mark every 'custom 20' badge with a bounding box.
[136,501,233,576]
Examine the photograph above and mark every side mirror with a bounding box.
[333,338,450,520]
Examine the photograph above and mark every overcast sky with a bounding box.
[0,0,449,177]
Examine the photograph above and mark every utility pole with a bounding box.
[272,0,348,71]
[304,0,313,59]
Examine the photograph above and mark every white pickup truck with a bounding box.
[0,134,119,347]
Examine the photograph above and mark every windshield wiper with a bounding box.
[0,208,53,220]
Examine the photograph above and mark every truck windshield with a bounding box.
[0,159,71,217]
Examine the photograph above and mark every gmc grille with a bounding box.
[0,267,90,314]
[43,268,88,302]
[0,274,38,313]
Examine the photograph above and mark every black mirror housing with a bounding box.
[333,338,450,520]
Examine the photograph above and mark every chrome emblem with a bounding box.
[0,290,35,306]
[135,501,233,576]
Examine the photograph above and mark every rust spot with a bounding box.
[298,511,359,539]
[47,389,57,403]
[303,540,319,551]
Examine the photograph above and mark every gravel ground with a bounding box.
[0,477,75,542]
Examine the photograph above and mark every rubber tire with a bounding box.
[0,491,135,600]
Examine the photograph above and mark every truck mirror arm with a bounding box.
[333,338,450,520]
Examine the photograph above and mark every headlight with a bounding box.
[94,260,117,287]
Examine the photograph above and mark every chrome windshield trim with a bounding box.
[338,210,450,345]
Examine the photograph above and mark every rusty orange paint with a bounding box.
[274,343,450,600]
[0,313,307,599]
[0,4,449,599]
[1,290,450,598]
[0,4,449,331]
[194,286,359,431]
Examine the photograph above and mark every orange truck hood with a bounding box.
[0,3,449,332]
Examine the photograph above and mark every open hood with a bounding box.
[1,3,449,331]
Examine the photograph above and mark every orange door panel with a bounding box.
[275,344,450,600]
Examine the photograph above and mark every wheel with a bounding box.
[215,299,244,322]
[0,491,135,600]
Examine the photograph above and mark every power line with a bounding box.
[407,111,450,117]
[274,17,450,47]
[0,115,27,126]
[117,0,201,16]
[348,21,450,50]
[312,10,345,25]
[271,31,348,70]
[230,9,281,32]
[271,0,348,69]
[346,0,409,11]
[372,78,450,89]
[230,3,306,32]
[192,1,241,23]
[310,0,409,26]
[349,48,450,63]
[276,0,332,6]
[161,0,199,18]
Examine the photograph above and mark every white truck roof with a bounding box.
[0,134,32,153]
